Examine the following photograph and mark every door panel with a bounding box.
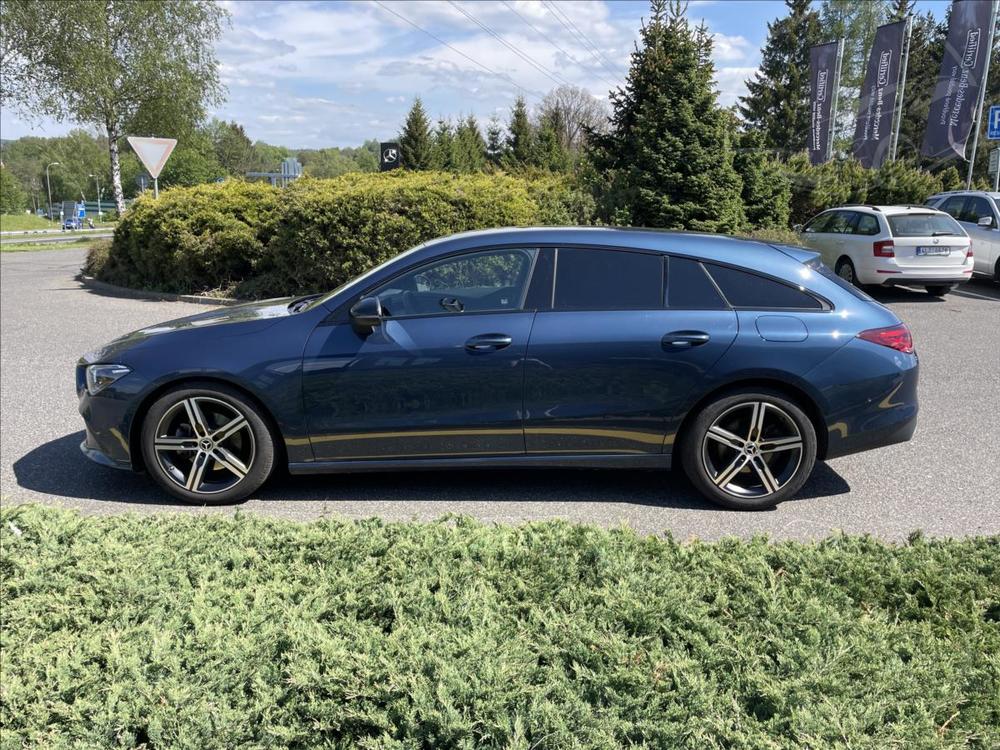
[522,310,738,455]
[302,313,534,461]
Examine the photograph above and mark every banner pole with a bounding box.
[890,16,913,162]
[966,0,998,189]
[828,38,845,162]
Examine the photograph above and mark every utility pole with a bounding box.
[45,162,59,222]
[889,15,913,161]
[966,0,999,189]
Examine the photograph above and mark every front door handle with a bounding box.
[466,333,513,352]
[662,330,710,349]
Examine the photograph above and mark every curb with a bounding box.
[77,274,239,306]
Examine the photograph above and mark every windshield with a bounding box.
[887,213,963,237]
[303,241,431,311]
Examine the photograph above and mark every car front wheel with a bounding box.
[141,382,275,504]
[681,389,817,510]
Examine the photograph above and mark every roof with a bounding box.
[927,190,1000,199]
[826,204,945,215]
[400,226,813,279]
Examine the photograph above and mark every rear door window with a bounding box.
[553,247,663,310]
[705,264,823,310]
[824,211,856,234]
[887,213,964,237]
[666,256,728,309]
[804,213,834,233]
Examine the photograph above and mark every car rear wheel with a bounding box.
[926,285,951,296]
[680,389,817,510]
[835,257,862,288]
[141,383,275,504]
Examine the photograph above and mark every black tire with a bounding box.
[141,382,275,504]
[680,388,817,510]
[926,285,951,296]
[993,259,1000,284]
[835,257,862,289]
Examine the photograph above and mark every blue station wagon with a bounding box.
[78,227,918,509]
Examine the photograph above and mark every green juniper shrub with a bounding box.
[1,506,998,749]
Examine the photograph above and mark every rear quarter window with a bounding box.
[705,264,823,310]
[887,213,964,237]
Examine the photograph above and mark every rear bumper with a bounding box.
[879,276,969,287]
[805,339,919,460]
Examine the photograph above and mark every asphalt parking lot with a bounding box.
[1,246,998,540]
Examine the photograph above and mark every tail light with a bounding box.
[858,324,914,354]
[966,245,974,260]
[873,239,895,257]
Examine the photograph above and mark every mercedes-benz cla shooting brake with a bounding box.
[78,228,918,510]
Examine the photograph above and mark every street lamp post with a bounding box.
[89,173,102,221]
[45,162,60,222]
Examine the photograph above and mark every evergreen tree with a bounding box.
[485,117,506,166]
[430,118,454,171]
[505,97,534,168]
[534,110,571,171]
[587,0,744,231]
[738,0,822,153]
[453,115,487,173]
[733,129,791,229]
[889,0,915,21]
[398,97,433,170]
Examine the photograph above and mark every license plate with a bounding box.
[916,246,952,256]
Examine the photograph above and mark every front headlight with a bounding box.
[85,364,131,395]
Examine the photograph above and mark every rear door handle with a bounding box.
[662,330,710,349]
[466,333,513,352]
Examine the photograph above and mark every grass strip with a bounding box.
[1,505,997,749]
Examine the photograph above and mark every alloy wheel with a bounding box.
[837,262,855,284]
[701,401,804,498]
[153,396,255,495]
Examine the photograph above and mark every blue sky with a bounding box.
[1,0,955,149]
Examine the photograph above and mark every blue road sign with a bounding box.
[988,105,1000,140]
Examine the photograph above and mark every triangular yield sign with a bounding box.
[127,137,177,179]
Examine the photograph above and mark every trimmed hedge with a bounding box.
[2,506,998,748]
[96,172,595,299]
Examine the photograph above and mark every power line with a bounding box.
[500,0,619,90]
[541,0,622,82]
[370,0,541,97]
[446,0,571,89]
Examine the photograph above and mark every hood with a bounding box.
[80,297,301,364]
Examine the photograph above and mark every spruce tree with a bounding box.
[535,110,570,171]
[738,0,822,153]
[587,0,744,231]
[398,97,433,170]
[453,115,487,173]
[430,118,454,171]
[485,117,506,165]
[733,129,791,229]
[505,97,534,168]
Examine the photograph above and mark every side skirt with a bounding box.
[289,453,672,475]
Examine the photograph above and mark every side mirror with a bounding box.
[793,223,804,233]
[977,215,994,228]
[350,296,382,334]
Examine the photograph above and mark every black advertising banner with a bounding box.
[922,0,994,160]
[853,20,907,168]
[809,41,840,165]
[379,142,401,171]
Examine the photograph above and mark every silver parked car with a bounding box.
[926,191,1000,282]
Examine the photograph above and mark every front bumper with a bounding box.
[80,431,132,470]
[78,366,140,471]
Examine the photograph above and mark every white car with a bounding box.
[797,205,973,296]
[926,190,1000,282]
